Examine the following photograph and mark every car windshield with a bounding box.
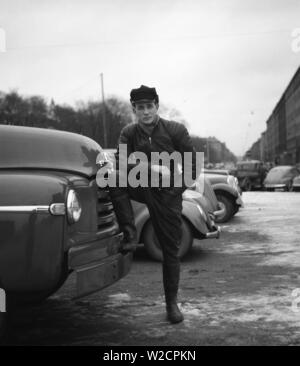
[266,167,291,179]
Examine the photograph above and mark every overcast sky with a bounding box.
[1,0,300,155]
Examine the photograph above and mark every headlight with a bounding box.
[67,189,82,223]
[227,175,238,191]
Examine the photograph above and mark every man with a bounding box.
[109,85,197,324]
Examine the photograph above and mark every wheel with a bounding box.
[215,194,235,223]
[233,206,239,215]
[141,217,193,262]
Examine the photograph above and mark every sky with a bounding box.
[0,0,300,156]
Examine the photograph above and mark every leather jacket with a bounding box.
[116,117,198,193]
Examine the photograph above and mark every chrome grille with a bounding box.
[97,189,118,233]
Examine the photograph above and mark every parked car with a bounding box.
[132,178,220,261]
[235,160,267,191]
[263,165,300,191]
[203,171,244,223]
[0,125,133,334]
[101,149,221,261]
[292,175,300,191]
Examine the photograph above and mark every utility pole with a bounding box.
[100,73,108,148]
[206,137,210,164]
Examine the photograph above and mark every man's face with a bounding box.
[133,101,159,124]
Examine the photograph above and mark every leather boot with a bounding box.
[110,189,138,252]
[163,262,184,324]
[166,299,184,324]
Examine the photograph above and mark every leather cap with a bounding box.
[130,85,159,104]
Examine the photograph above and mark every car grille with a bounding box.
[97,189,119,233]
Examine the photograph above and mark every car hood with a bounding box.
[0,125,101,177]
[204,173,226,184]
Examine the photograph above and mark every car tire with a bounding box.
[233,206,239,215]
[215,194,235,223]
[142,217,193,262]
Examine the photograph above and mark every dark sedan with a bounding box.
[0,125,133,335]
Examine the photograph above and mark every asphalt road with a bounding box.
[3,191,300,346]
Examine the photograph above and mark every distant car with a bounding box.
[235,160,267,191]
[0,125,132,336]
[264,165,300,191]
[292,175,300,191]
[203,171,244,223]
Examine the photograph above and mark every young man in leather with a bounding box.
[109,85,198,324]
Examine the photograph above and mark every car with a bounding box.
[101,149,221,261]
[0,125,133,333]
[263,165,300,191]
[132,178,220,262]
[203,171,244,223]
[292,175,300,191]
[235,160,267,191]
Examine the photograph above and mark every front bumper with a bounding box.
[68,233,132,298]
[205,213,221,239]
[74,252,132,298]
[205,225,221,239]
[264,184,286,189]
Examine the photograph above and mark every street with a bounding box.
[3,191,300,346]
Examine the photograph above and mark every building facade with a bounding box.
[247,66,300,165]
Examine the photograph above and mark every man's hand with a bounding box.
[151,164,170,178]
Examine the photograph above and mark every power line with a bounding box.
[6,28,291,51]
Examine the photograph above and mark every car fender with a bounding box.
[132,199,209,241]
[182,200,209,235]
[212,183,238,198]
[0,172,67,293]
